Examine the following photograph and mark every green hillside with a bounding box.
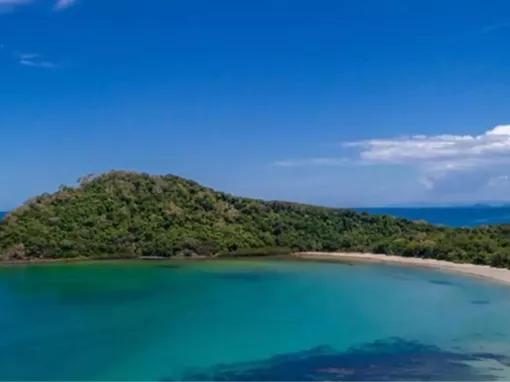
[1,171,510,268]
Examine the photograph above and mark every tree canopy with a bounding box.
[1,171,510,268]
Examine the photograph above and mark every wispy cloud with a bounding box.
[275,125,510,194]
[0,0,32,14]
[0,0,31,5]
[481,22,510,34]
[0,0,78,13]
[274,157,352,167]
[18,53,59,69]
[54,0,77,11]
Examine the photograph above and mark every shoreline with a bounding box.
[292,252,510,286]
[2,252,510,286]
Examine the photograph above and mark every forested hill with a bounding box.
[1,171,510,268]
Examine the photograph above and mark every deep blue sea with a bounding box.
[356,207,510,227]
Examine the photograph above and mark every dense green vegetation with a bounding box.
[1,171,510,268]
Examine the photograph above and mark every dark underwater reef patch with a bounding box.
[156,264,181,269]
[429,279,455,286]
[176,338,510,381]
[471,299,491,305]
[205,270,283,282]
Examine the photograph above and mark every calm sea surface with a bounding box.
[0,259,509,380]
[357,206,510,227]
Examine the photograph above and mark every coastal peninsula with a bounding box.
[1,171,510,270]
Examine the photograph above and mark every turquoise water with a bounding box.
[357,207,510,227]
[1,259,510,380]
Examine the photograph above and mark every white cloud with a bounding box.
[348,125,510,166]
[347,125,510,193]
[54,0,77,11]
[275,125,510,196]
[276,125,510,171]
[18,53,59,69]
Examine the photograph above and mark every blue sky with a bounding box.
[1,0,510,209]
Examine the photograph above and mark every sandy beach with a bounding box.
[293,251,510,286]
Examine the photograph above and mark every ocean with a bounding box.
[0,259,509,380]
[356,206,510,227]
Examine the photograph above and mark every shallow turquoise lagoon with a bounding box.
[1,258,510,380]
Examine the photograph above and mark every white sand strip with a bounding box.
[293,252,510,286]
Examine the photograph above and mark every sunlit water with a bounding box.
[1,258,509,380]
